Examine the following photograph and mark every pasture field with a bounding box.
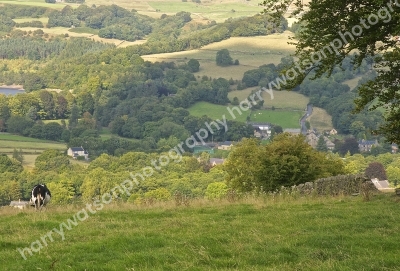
[0,139,65,150]
[228,88,309,110]
[0,133,66,167]
[3,0,268,22]
[147,1,264,22]
[250,109,302,128]
[1,194,399,270]
[188,101,250,122]
[142,32,296,81]
[14,26,144,47]
[342,76,361,90]
[0,0,76,9]
[308,107,334,132]
[188,102,302,128]
[12,17,49,24]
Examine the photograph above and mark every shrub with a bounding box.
[205,182,228,200]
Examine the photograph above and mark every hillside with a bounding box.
[1,194,399,270]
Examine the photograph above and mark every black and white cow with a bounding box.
[30,184,51,210]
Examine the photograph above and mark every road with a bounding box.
[300,104,313,135]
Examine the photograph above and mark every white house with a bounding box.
[67,146,89,160]
[10,200,30,209]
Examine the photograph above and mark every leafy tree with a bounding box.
[6,116,34,135]
[365,162,387,181]
[316,136,328,152]
[12,148,24,164]
[231,97,239,105]
[224,138,264,192]
[337,137,359,156]
[68,104,79,130]
[261,0,400,143]
[0,154,23,173]
[225,134,345,192]
[216,49,233,66]
[187,59,200,72]
[144,188,171,201]
[35,149,70,172]
[205,182,228,200]
[42,122,64,141]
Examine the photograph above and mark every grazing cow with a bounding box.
[30,184,51,211]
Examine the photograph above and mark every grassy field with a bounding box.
[251,109,302,128]
[228,88,309,111]
[12,17,49,24]
[0,133,66,168]
[0,0,74,9]
[3,0,266,22]
[188,102,302,128]
[1,193,399,270]
[342,76,361,90]
[14,26,145,47]
[308,107,334,132]
[188,101,250,122]
[142,32,296,81]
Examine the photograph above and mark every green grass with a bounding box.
[0,0,73,9]
[228,88,309,111]
[188,102,302,128]
[1,194,400,270]
[0,133,65,154]
[250,109,302,128]
[99,127,113,140]
[188,101,250,122]
[0,133,63,144]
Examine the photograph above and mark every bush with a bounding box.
[205,182,228,200]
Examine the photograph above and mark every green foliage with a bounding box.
[365,162,387,181]
[225,135,345,192]
[187,59,200,72]
[144,188,171,201]
[261,0,400,143]
[34,149,69,172]
[216,49,233,67]
[205,182,228,200]
[316,136,328,152]
[12,148,24,163]
[0,154,23,173]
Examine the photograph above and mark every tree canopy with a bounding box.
[261,0,400,144]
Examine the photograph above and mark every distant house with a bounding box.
[329,129,338,135]
[218,141,234,150]
[358,139,379,152]
[306,130,318,148]
[371,178,392,191]
[193,145,214,154]
[250,122,271,131]
[210,158,224,167]
[392,143,398,154]
[10,200,29,210]
[67,146,89,160]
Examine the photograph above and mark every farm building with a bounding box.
[9,200,30,209]
[67,146,89,160]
